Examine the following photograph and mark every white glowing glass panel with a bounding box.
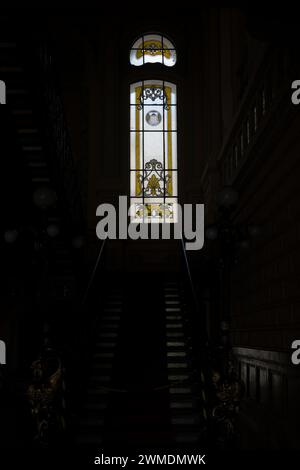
[130,80,178,223]
[130,34,176,67]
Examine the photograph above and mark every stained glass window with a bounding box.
[130,80,178,223]
[130,34,176,67]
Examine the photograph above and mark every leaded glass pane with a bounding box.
[130,34,176,67]
[130,80,178,223]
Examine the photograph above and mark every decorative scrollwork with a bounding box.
[145,159,164,171]
[138,87,169,110]
[139,159,171,197]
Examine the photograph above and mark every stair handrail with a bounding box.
[180,237,200,315]
[81,238,107,306]
[180,236,210,425]
[180,236,209,345]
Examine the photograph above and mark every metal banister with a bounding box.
[180,237,200,315]
[81,238,107,306]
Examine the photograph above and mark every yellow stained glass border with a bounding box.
[134,83,174,198]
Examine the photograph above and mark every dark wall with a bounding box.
[200,8,300,448]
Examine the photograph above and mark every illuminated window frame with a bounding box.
[130,80,178,223]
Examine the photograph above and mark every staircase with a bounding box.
[77,286,123,446]
[76,275,207,448]
[165,281,206,444]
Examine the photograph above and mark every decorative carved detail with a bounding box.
[210,357,244,448]
[27,349,66,446]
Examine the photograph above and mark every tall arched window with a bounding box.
[130,35,178,223]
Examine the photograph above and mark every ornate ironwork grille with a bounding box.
[130,80,178,222]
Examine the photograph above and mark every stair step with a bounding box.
[17,128,39,136]
[167,363,189,369]
[76,435,103,445]
[102,315,121,321]
[165,307,181,312]
[168,374,189,381]
[22,145,43,151]
[0,66,23,72]
[174,433,201,444]
[165,301,180,305]
[31,177,50,183]
[98,325,120,331]
[7,89,28,95]
[89,376,111,383]
[166,332,184,338]
[29,169,48,180]
[167,341,186,347]
[80,417,105,427]
[83,403,108,411]
[166,323,183,328]
[170,386,193,394]
[0,42,17,48]
[17,129,38,136]
[92,352,115,359]
[104,308,122,313]
[98,332,118,338]
[12,109,32,115]
[166,315,183,320]
[170,402,196,410]
[167,352,187,357]
[87,388,109,396]
[95,342,117,348]
[168,362,190,370]
[171,415,200,425]
[26,161,47,168]
[90,363,113,369]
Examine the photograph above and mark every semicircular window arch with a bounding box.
[130,33,177,67]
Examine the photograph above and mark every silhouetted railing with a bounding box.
[218,46,298,185]
[81,238,107,306]
[180,237,206,338]
[180,238,210,426]
[180,237,200,309]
